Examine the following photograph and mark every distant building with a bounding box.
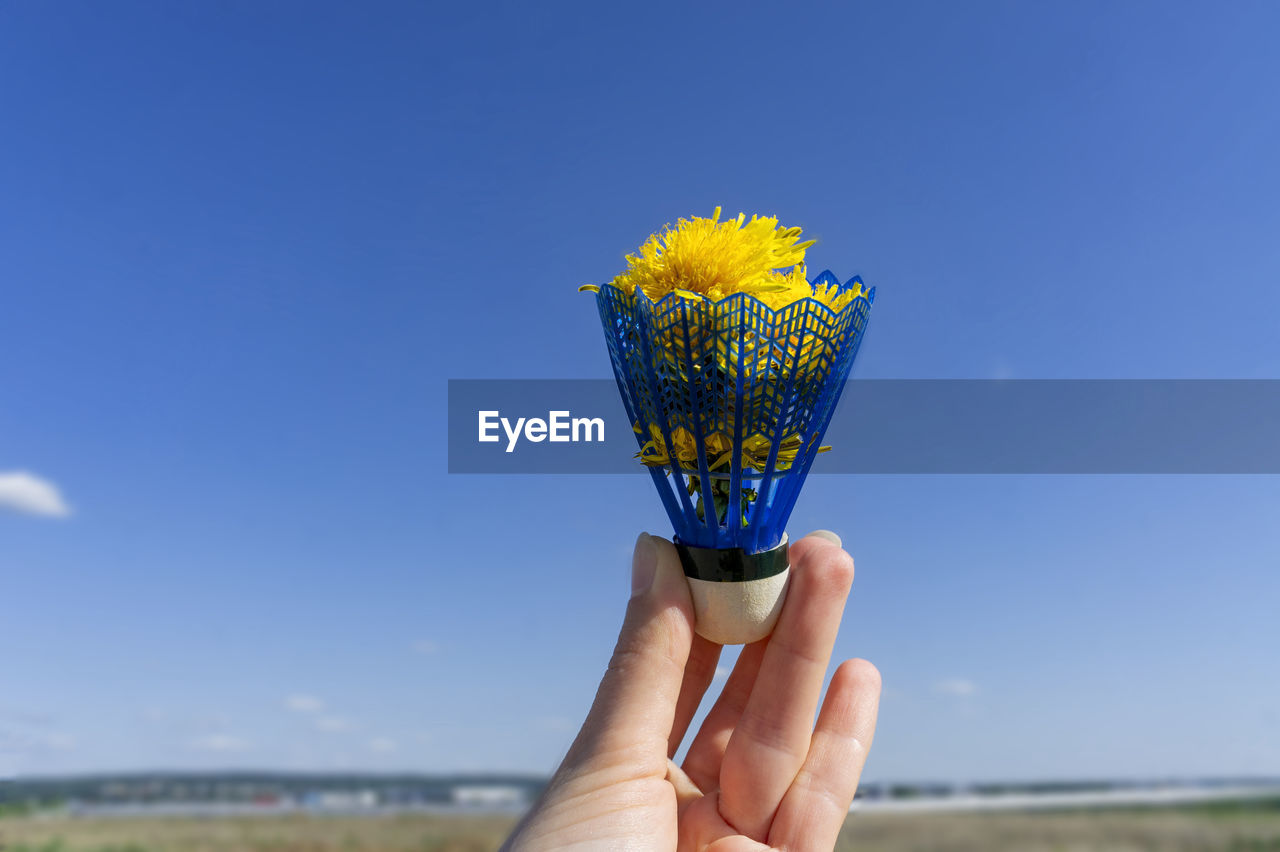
[450,785,527,809]
[302,790,378,811]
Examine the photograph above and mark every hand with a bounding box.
[503,530,881,851]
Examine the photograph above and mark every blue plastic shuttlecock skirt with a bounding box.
[592,270,874,554]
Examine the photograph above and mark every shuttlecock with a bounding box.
[582,209,874,644]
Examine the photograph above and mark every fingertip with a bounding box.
[631,532,657,597]
[832,658,882,696]
[826,658,882,749]
[805,529,843,548]
[789,535,855,595]
[649,534,684,584]
[643,534,696,631]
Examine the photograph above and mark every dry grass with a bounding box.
[2,803,1280,852]
[0,814,517,852]
[840,804,1280,851]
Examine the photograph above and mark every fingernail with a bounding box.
[807,529,843,548]
[631,533,657,597]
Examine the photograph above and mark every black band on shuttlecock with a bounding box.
[675,538,789,583]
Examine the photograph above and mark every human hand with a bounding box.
[503,531,881,851]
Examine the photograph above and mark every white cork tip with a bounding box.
[687,567,790,645]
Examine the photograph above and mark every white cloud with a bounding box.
[0,471,71,518]
[411,640,439,656]
[285,694,325,714]
[190,734,249,752]
[714,666,730,682]
[934,678,978,697]
[315,716,354,733]
[369,737,397,754]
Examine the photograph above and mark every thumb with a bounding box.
[572,533,695,764]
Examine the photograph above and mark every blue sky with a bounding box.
[2,1,1278,780]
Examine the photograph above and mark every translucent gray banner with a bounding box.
[447,380,1280,474]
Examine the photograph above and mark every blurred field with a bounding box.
[3,800,1280,852]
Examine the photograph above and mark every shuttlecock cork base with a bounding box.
[676,534,789,645]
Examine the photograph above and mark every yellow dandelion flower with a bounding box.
[635,420,829,474]
[584,208,864,317]
[603,207,819,308]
